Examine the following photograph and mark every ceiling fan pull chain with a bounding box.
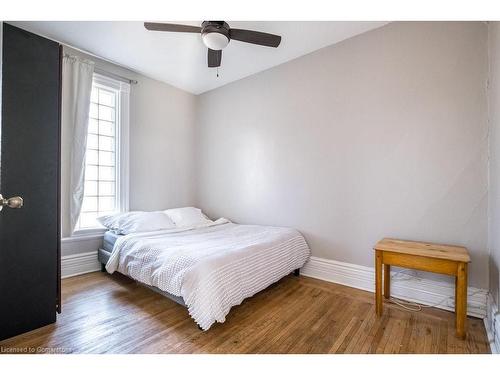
[217,67,219,78]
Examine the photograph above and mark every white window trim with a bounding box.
[71,73,130,237]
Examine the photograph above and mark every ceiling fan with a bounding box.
[144,21,282,69]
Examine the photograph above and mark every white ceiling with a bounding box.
[11,21,388,95]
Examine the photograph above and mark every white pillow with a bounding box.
[97,211,175,235]
[163,207,212,228]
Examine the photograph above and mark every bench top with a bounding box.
[373,238,471,263]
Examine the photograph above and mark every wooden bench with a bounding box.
[373,238,471,339]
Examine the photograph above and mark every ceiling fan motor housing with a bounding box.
[201,21,230,50]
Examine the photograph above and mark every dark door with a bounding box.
[0,23,61,341]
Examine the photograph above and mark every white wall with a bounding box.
[128,71,196,211]
[195,22,489,289]
[488,22,500,309]
[62,46,197,256]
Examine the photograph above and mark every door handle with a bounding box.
[0,194,23,211]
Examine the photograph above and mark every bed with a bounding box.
[99,218,311,330]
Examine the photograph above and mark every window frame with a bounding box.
[72,73,130,237]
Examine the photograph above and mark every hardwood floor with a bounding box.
[0,272,491,354]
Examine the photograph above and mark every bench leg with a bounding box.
[455,262,468,339]
[384,264,390,299]
[375,250,383,316]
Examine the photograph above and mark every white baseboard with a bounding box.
[484,293,500,354]
[301,256,488,319]
[61,251,101,279]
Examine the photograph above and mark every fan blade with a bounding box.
[208,49,222,68]
[229,29,281,47]
[144,22,201,33]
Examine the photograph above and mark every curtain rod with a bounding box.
[62,51,138,85]
[94,67,138,85]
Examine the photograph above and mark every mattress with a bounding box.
[103,231,123,253]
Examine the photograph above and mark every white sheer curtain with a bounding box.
[61,54,95,235]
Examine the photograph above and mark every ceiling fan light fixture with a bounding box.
[202,32,230,50]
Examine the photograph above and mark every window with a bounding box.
[75,74,129,232]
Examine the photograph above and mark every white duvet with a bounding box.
[106,219,310,330]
